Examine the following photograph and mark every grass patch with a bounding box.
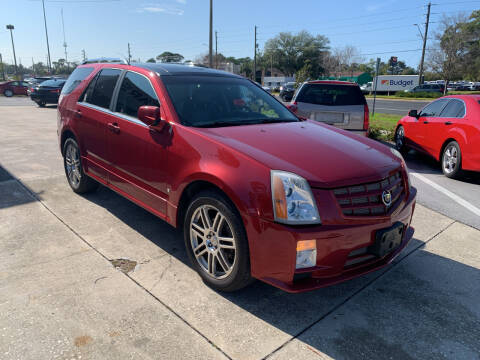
[365,94,436,101]
[449,90,480,95]
[368,113,402,142]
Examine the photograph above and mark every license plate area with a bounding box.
[314,112,346,124]
[370,222,404,258]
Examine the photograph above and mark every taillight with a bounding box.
[287,102,298,113]
[363,104,369,130]
[30,87,35,92]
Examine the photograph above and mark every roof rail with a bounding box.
[81,57,128,65]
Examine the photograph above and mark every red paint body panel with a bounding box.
[58,63,417,292]
[397,95,480,172]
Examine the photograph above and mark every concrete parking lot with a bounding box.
[1,97,479,359]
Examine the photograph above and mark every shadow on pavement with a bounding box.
[0,165,43,209]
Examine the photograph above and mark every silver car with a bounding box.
[288,81,369,136]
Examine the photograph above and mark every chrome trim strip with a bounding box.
[77,102,148,127]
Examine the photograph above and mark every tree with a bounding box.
[426,13,468,88]
[460,10,480,80]
[263,30,329,77]
[146,58,156,63]
[156,51,184,63]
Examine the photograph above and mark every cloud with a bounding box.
[137,4,184,15]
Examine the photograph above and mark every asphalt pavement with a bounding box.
[367,98,430,115]
[1,96,480,359]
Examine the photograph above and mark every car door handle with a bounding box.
[107,122,120,134]
[74,110,82,118]
[445,121,453,125]
[423,121,429,124]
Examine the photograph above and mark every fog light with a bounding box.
[296,240,317,269]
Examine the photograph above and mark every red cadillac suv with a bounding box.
[57,60,416,293]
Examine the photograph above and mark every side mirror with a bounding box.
[408,109,419,118]
[138,105,166,130]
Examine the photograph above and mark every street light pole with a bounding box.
[6,25,18,79]
[41,0,52,73]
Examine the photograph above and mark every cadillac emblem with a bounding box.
[382,190,392,207]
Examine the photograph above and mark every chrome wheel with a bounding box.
[65,143,81,188]
[443,145,458,174]
[189,205,236,279]
[395,126,405,150]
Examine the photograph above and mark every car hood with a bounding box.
[194,120,402,188]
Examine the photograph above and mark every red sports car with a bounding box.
[58,61,416,293]
[395,95,480,178]
[0,80,29,97]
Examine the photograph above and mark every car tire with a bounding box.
[63,138,99,194]
[4,89,13,97]
[37,101,46,107]
[441,141,462,179]
[395,125,408,154]
[183,190,252,292]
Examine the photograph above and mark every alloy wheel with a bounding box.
[65,143,81,188]
[443,145,458,174]
[395,127,404,150]
[189,205,237,279]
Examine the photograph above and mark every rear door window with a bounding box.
[296,84,365,106]
[87,69,121,109]
[439,99,466,118]
[419,99,449,117]
[115,71,159,118]
[61,67,94,95]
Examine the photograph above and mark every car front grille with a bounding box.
[333,171,405,217]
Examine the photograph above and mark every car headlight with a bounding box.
[390,148,412,189]
[271,170,321,225]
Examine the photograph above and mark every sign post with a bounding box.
[372,57,380,118]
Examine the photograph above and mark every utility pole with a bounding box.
[418,2,431,85]
[0,53,5,80]
[270,55,273,76]
[82,49,86,62]
[6,25,18,78]
[127,43,132,64]
[42,0,52,73]
[253,25,257,82]
[61,8,68,71]
[32,57,35,76]
[208,0,213,68]
[215,30,218,69]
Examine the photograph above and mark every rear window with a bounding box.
[61,67,94,95]
[296,84,365,106]
[40,79,66,87]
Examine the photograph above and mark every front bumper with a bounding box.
[247,187,417,293]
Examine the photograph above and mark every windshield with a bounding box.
[162,76,298,127]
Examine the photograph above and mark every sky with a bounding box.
[0,0,479,70]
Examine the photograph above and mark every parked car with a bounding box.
[30,78,67,107]
[0,80,29,97]
[287,80,369,136]
[360,82,373,93]
[279,82,296,101]
[405,83,445,94]
[395,95,480,178]
[58,62,416,293]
